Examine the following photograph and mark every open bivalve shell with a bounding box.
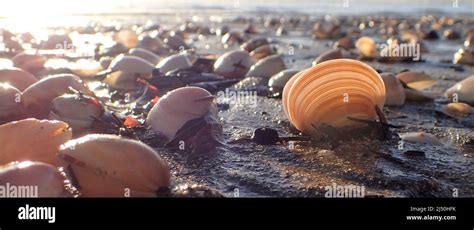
[282,59,386,134]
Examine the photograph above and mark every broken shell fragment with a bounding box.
[0,67,38,91]
[0,119,72,165]
[445,75,474,105]
[312,48,343,66]
[246,54,286,78]
[399,132,442,145]
[381,73,406,106]
[440,102,472,118]
[57,134,170,197]
[213,50,254,78]
[49,93,105,131]
[147,86,216,140]
[0,161,70,197]
[283,59,386,134]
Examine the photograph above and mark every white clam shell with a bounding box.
[146,86,215,140]
[0,119,72,165]
[156,53,193,74]
[22,74,92,108]
[49,94,104,131]
[213,50,254,78]
[129,48,160,65]
[246,54,286,78]
[0,161,71,197]
[57,134,170,197]
[268,69,300,90]
[108,55,155,75]
[0,67,38,91]
[0,83,22,118]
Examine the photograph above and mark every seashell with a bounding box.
[11,52,47,74]
[128,48,160,65]
[41,34,72,50]
[221,31,243,45]
[57,134,170,197]
[156,53,193,75]
[313,22,342,39]
[244,24,259,34]
[464,32,474,48]
[0,161,70,197]
[276,26,288,37]
[440,102,472,118]
[0,58,13,68]
[404,88,436,101]
[213,50,254,78]
[0,119,72,165]
[0,67,38,91]
[380,73,406,106]
[138,35,163,53]
[2,37,23,52]
[445,75,474,105]
[146,86,215,140]
[68,59,103,78]
[19,32,34,43]
[453,48,474,65]
[216,25,230,36]
[49,93,104,131]
[312,48,343,66]
[197,26,212,35]
[399,132,442,145]
[0,83,22,119]
[246,54,286,79]
[443,29,460,40]
[105,55,155,76]
[282,59,386,134]
[22,74,93,112]
[396,71,436,90]
[99,56,113,70]
[268,69,300,97]
[355,36,378,58]
[115,30,139,49]
[163,34,189,51]
[240,37,269,52]
[250,44,277,60]
[333,37,354,50]
[102,55,155,90]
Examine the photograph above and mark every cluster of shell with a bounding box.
[0,13,473,197]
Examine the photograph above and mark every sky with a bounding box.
[0,0,472,16]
